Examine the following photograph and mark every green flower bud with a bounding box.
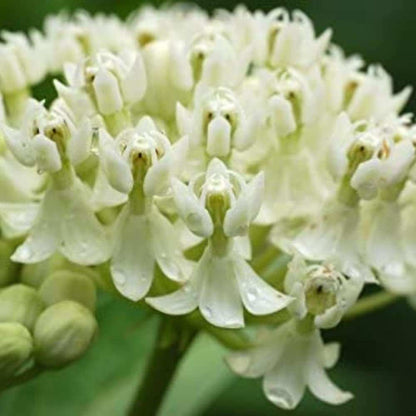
[34,301,97,368]
[0,240,19,287]
[20,261,51,288]
[0,322,33,379]
[39,270,96,311]
[0,284,45,331]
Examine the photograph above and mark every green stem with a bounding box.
[344,291,401,321]
[128,318,196,416]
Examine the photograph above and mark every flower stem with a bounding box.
[128,318,196,416]
[344,291,401,321]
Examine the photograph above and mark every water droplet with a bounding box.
[113,269,126,286]
[267,387,294,409]
[247,286,258,303]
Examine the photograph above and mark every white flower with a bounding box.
[98,116,191,300]
[284,254,364,328]
[226,320,352,409]
[56,50,146,119]
[147,158,293,328]
[11,178,110,265]
[0,32,47,94]
[254,9,331,68]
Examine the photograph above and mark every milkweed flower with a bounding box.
[147,158,293,328]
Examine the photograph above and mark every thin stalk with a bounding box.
[344,291,401,321]
[128,318,196,416]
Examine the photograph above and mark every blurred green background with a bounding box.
[1,0,416,415]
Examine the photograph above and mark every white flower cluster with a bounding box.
[0,5,414,409]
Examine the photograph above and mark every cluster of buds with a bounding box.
[0,251,97,382]
[0,4,414,411]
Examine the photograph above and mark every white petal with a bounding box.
[67,117,92,165]
[224,172,264,237]
[176,102,192,136]
[171,178,213,238]
[198,248,244,328]
[146,285,198,315]
[11,187,62,263]
[226,343,280,378]
[323,343,341,369]
[327,112,354,180]
[32,134,62,173]
[149,208,192,282]
[93,68,123,115]
[121,52,147,104]
[307,362,353,405]
[206,116,231,157]
[382,140,415,186]
[169,43,193,91]
[234,256,293,315]
[1,124,35,166]
[351,158,382,200]
[0,202,38,238]
[111,209,155,301]
[60,182,110,265]
[263,345,306,410]
[268,95,296,138]
[98,128,133,194]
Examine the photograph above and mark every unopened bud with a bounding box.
[0,284,44,331]
[34,300,97,368]
[0,322,33,379]
[39,270,96,311]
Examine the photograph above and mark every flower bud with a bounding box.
[39,270,96,311]
[0,284,45,331]
[34,301,97,368]
[0,322,33,379]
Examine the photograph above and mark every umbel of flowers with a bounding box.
[0,4,414,412]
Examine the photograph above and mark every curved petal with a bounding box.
[350,158,382,200]
[323,343,340,369]
[60,182,111,265]
[0,202,39,238]
[11,187,62,263]
[263,345,306,410]
[146,285,198,315]
[224,172,264,237]
[67,117,92,165]
[198,248,244,328]
[121,52,147,104]
[98,128,133,194]
[149,208,192,282]
[32,134,62,173]
[234,255,293,315]
[171,178,213,238]
[111,209,154,301]
[1,124,35,167]
[306,362,353,405]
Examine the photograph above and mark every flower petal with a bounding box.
[32,134,62,173]
[1,124,35,167]
[171,178,213,238]
[11,187,62,263]
[111,209,154,301]
[234,256,293,315]
[67,117,92,165]
[0,202,38,238]
[149,208,192,282]
[98,128,133,194]
[60,182,111,265]
[198,248,244,328]
[146,285,198,315]
[224,172,264,237]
